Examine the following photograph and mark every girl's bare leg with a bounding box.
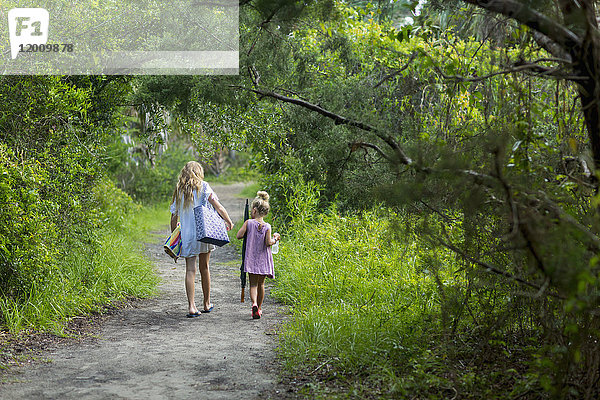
[198,252,212,310]
[256,275,266,312]
[185,256,198,314]
[249,273,259,307]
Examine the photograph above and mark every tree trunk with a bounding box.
[560,0,600,170]
[579,78,600,170]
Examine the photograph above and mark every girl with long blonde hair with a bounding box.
[170,161,233,317]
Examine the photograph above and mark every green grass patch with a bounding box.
[237,181,261,199]
[273,209,533,398]
[0,200,162,334]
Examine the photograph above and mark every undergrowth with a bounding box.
[0,180,162,334]
[272,206,543,399]
[273,209,438,395]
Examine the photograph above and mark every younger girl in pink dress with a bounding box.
[236,191,280,319]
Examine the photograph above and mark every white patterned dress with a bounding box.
[170,182,217,258]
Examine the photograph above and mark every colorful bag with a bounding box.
[194,182,230,247]
[164,222,182,261]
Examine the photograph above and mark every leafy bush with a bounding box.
[0,76,159,333]
[0,144,57,298]
[111,142,192,204]
[0,177,159,333]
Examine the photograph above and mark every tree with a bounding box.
[226,1,600,396]
[455,0,600,168]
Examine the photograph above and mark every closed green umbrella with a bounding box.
[240,199,249,302]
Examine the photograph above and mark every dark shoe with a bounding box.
[252,305,260,319]
[201,305,214,313]
[186,311,201,318]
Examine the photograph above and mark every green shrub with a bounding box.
[0,144,58,298]
[260,172,322,227]
[92,178,141,230]
[0,164,159,333]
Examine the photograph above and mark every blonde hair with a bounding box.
[172,161,204,209]
[251,191,270,217]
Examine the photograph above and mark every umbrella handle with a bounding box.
[241,287,245,303]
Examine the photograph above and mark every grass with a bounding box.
[130,200,172,236]
[274,210,438,372]
[207,167,260,185]
[0,202,164,335]
[237,181,261,199]
[272,209,536,398]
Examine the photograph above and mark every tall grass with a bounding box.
[273,203,549,398]
[0,192,163,334]
[273,209,455,393]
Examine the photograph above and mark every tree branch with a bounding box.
[436,59,586,82]
[531,30,573,62]
[439,239,566,299]
[349,141,393,162]
[231,84,414,165]
[460,0,582,53]
[374,51,418,88]
[492,149,520,240]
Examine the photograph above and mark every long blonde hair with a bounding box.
[251,191,270,217]
[172,161,204,209]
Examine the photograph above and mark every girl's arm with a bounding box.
[208,196,234,231]
[170,213,178,231]
[264,227,280,246]
[236,220,248,240]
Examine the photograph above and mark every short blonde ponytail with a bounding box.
[252,191,270,217]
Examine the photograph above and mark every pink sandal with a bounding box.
[252,305,260,319]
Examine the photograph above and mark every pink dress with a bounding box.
[243,219,275,278]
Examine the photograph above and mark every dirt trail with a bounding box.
[0,182,291,399]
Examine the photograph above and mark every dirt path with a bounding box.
[0,182,293,399]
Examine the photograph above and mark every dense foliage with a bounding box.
[228,1,600,398]
[0,76,158,333]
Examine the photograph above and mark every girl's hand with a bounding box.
[273,232,281,241]
[225,220,234,231]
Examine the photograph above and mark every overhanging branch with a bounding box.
[461,0,582,53]
[231,84,414,165]
[436,59,586,82]
[439,239,566,299]
[349,141,393,162]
